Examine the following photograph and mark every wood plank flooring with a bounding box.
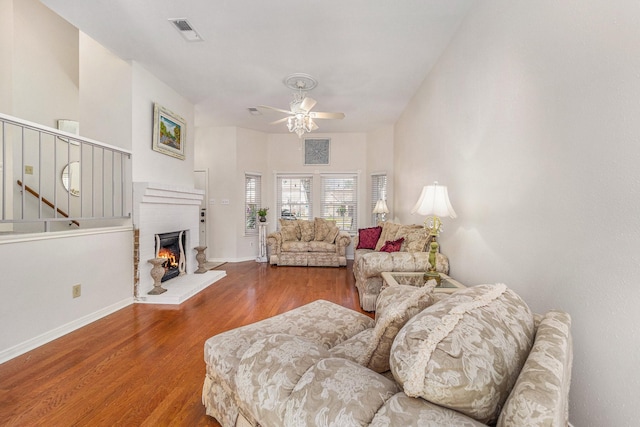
[0,261,369,426]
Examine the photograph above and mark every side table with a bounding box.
[255,222,269,263]
[380,272,466,295]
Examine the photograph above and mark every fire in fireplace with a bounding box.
[155,231,186,282]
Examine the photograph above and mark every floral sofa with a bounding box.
[353,222,450,311]
[267,218,351,267]
[202,282,573,427]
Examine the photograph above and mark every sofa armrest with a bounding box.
[334,231,352,256]
[266,231,282,255]
[497,311,573,427]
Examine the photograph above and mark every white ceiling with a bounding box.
[41,0,475,134]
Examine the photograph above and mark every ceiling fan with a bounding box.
[257,73,345,138]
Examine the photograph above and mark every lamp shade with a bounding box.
[373,199,389,214]
[410,181,457,218]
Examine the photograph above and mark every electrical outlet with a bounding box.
[72,284,81,298]
[25,165,34,175]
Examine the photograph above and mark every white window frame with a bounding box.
[371,173,388,226]
[276,174,313,227]
[244,173,261,235]
[320,173,358,233]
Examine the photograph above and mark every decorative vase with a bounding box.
[194,246,208,274]
[147,258,167,295]
[259,216,266,222]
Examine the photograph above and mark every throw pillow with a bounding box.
[380,237,404,253]
[324,225,340,244]
[397,226,429,252]
[298,219,315,242]
[279,219,301,242]
[356,226,383,250]
[279,219,301,240]
[360,283,435,373]
[390,283,535,424]
[314,218,336,241]
[375,222,401,251]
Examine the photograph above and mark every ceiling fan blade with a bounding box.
[309,111,345,120]
[299,97,317,112]
[270,117,289,125]
[257,105,293,115]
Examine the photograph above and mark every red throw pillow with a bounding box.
[356,226,383,250]
[380,237,404,253]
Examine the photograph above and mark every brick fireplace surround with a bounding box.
[132,182,225,304]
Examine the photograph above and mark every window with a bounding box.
[371,173,387,225]
[245,173,261,234]
[276,176,312,225]
[321,174,358,233]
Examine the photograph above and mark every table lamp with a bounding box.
[372,199,389,223]
[411,181,456,284]
[411,181,456,239]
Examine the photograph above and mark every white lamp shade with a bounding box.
[411,182,457,218]
[373,199,389,214]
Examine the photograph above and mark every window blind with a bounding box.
[245,173,261,234]
[320,174,358,233]
[276,175,313,227]
[371,173,387,226]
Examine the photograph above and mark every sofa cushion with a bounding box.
[314,217,335,241]
[371,393,486,426]
[390,283,535,424]
[362,283,436,373]
[279,219,301,241]
[281,241,310,252]
[356,226,383,250]
[284,358,400,426]
[307,241,337,253]
[236,334,330,426]
[298,219,315,242]
[328,327,374,363]
[375,222,402,251]
[380,237,404,253]
[324,225,340,244]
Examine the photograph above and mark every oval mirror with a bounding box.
[62,161,80,197]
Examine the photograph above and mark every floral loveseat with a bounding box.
[267,218,351,267]
[353,221,450,311]
[202,282,573,427]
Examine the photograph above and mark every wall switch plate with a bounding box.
[72,284,81,298]
[25,165,34,175]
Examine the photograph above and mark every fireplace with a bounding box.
[155,231,186,282]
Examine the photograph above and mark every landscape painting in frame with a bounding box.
[152,103,186,160]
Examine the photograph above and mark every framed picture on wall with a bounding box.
[304,138,330,165]
[152,103,186,160]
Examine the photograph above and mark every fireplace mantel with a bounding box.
[132,182,224,304]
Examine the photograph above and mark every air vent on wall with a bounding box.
[169,18,203,42]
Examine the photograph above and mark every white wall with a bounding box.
[0,229,133,362]
[131,63,195,187]
[366,126,394,223]
[79,32,132,150]
[194,126,239,260]
[394,1,640,425]
[11,0,78,126]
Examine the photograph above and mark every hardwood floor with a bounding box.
[0,261,369,426]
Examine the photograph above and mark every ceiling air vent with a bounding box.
[169,18,203,42]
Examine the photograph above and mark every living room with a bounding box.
[1,1,638,426]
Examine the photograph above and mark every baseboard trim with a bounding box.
[0,297,134,364]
